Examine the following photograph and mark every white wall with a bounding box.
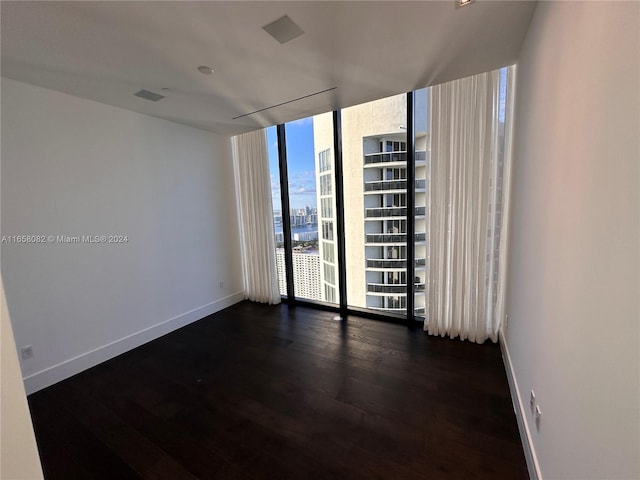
[504,2,639,479]
[1,274,44,479]
[1,78,244,394]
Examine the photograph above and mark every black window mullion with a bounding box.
[332,110,348,317]
[276,124,295,301]
[406,92,415,322]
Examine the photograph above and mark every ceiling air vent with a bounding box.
[262,15,304,44]
[134,89,165,102]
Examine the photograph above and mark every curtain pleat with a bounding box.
[232,130,281,305]
[426,68,513,343]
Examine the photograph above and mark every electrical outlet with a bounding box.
[21,345,33,359]
[535,405,542,431]
[219,281,224,289]
[504,313,509,329]
[529,389,536,413]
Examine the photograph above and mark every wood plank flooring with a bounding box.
[28,301,528,479]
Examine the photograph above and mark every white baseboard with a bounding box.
[499,330,543,480]
[23,291,245,395]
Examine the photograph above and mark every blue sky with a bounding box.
[267,118,317,211]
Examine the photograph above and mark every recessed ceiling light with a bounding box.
[459,0,474,6]
[198,65,214,75]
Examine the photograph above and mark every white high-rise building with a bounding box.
[275,248,322,301]
[312,112,339,304]
[313,92,429,316]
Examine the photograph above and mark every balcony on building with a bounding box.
[363,150,427,167]
[365,232,427,244]
[370,306,426,315]
[363,179,426,194]
[364,206,426,220]
[365,258,426,269]
[366,282,426,295]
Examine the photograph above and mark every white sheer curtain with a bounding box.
[232,129,281,304]
[425,67,514,343]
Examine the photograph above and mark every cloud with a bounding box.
[288,170,317,195]
[290,170,315,181]
[269,170,318,209]
[290,186,316,195]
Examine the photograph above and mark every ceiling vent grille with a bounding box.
[134,89,165,102]
[262,15,304,44]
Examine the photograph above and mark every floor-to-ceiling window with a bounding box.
[341,93,409,318]
[266,66,511,326]
[274,115,339,305]
[313,113,340,305]
[266,126,289,297]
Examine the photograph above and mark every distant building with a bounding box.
[289,206,317,227]
[293,231,318,242]
[275,248,321,300]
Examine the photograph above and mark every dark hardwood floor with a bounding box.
[28,301,528,479]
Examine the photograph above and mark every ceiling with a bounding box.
[1,1,536,136]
